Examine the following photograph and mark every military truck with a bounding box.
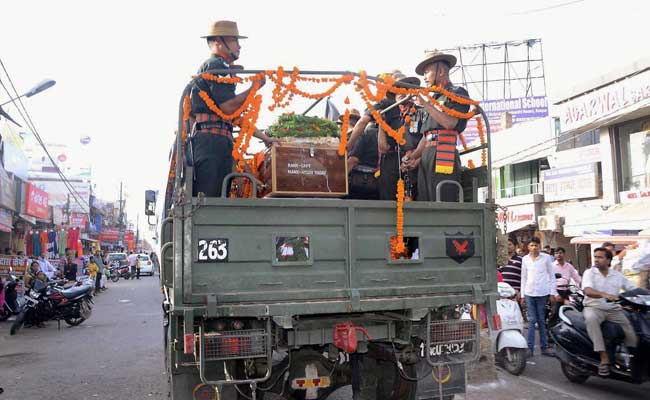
[151,71,499,400]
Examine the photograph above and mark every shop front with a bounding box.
[0,167,16,250]
[497,202,541,245]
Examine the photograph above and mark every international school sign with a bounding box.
[463,96,549,146]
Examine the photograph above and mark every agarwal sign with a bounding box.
[558,69,650,132]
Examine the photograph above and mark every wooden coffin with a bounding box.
[261,142,348,198]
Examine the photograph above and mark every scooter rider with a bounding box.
[582,247,638,376]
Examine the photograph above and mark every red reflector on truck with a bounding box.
[184,333,195,354]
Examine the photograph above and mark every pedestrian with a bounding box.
[500,238,523,296]
[520,237,559,357]
[582,247,637,376]
[135,255,142,280]
[553,247,581,289]
[189,20,276,198]
[128,251,137,276]
[63,256,78,282]
[87,256,98,282]
[94,250,105,291]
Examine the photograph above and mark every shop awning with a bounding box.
[492,117,556,169]
[570,235,650,245]
[563,201,650,237]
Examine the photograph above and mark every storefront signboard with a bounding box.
[558,69,650,132]
[0,255,28,276]
[497,203,537,233]
[24,183,49,220]
[0,167,16,211]
[543,163,600,202]
[69,212,88,229]
[620,189,650,203]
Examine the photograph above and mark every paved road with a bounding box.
[0,276,166,400]
[1,278,646,400]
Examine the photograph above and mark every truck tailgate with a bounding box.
[187,198,494,308]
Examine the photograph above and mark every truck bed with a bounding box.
[168,197,496,317]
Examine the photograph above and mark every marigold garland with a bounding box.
[338,108,351,156]
[393,178,406,254]
[476,116,487,167]
[171,67,486,239]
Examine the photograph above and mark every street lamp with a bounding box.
[0,79,56,107]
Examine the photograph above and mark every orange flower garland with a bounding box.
[176,67,486,241]
[476,116,487,166]
[338,99,351,156]
[393,178,406,254]
[468,160,476,169]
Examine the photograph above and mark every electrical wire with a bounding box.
[0,58,89,214]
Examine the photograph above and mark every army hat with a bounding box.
[201,20,248,39]
[415,50,457,75]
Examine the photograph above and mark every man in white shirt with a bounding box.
[37,256,56,280]
[582,247,637,376]
[127,251,137,276]
[520,237,559,357]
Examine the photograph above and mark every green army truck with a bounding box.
[153,72,499,400]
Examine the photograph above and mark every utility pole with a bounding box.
[136,213,140,252]
[118,181,124,251]
[64,193,71,225]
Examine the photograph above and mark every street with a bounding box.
[0,276,646,399]
[0,277,166,400]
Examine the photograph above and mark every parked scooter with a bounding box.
[494,282,528,375]
[0,274,20,321]
[551,288,650,385]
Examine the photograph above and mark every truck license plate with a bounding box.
[423,342,468,357]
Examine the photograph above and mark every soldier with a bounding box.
[402,50,470,202]
[190,20,277,197]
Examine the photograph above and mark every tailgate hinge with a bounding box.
[472,284,485,304]
[205,294,217,318]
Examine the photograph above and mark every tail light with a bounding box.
[184,333,194,354]
[492,314,502,331]
[147,261,152,265]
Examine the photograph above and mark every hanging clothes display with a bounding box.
[14,233,26,255]
[67,228,79,250]
[58,229,68,256]
[77,239,83,257]
[48,230,57,256]
[26,232,33,256]
[32,231,42,257]
[40,231,49,256]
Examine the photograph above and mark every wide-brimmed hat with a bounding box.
[339,108,361,123]
[415,50,457,75]
[392,72,421,88]
[201,21,248,39]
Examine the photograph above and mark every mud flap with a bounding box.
[415,361,466,399]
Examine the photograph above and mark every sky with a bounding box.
[0,0,648,242]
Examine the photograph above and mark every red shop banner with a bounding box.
[25,183,49,220]
[0,255,29,276]
[70,213,88,229]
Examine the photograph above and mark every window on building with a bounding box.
[499,159,541,198]
[616,118,650,192]
[557,129,600,151]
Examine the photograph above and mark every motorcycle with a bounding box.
[494,282,528,375]
[10,278,93,335]
[550,288,650,385]
[116,263,131,280]
[546,274,585,338]
[0,274,20,321]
